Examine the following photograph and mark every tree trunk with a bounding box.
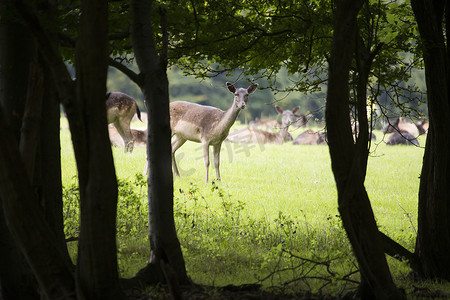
[0,3,76,297]
[128,0,189,289]
[18,1,69,263]
[0,5,40,297]
[74,0,125,298]
[326,1,405,298]
[411,0,450,280]
[39,62,72,265]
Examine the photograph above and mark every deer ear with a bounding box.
[275,105,283,114]
[226,82,236,93]
[292,106,300,114]
[247,83,258,94]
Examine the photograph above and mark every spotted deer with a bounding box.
[169,82,258,182]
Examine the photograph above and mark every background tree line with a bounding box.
[107,63,428,126]
[0,0,449,299]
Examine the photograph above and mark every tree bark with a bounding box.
[0,109,76,299]
[128,0,189,289]
[14,0,84,172]
[39,61,72,264]
[74,0,125,298]
[0,2,75,297]
[411,0,450,280]
[326,1,405,298]
[0,4,40,297]
[9,0,128,297]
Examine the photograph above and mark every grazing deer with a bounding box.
[108,125,147,148]
[227,106,300,144]
[106,92,142,152]
[170,82,258,182]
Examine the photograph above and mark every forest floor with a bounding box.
[124,282,450,300]
[125,283,341,300]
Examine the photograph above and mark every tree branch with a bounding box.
[108,57,142,86]
[379,231,421,268]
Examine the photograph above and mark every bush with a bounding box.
[62,173,149,240]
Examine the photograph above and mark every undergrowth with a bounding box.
[173,181,358,296]
[62,176,359,296]
[62,173,450,297]
[60,126,450,297]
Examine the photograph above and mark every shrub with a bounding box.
[62,173,148,240]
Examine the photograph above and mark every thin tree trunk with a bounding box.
[74,0,125,298]
[326,1,405,298]
[128,0,189,289]
[411,0,450,280]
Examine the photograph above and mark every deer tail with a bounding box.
[135,101,142,122]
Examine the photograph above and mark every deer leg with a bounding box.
[202,142,210,182]
[171,136,186,177]
[143,161,148,175]
[213,144,221,181]
[114,121,134,153]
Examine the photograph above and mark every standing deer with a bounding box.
[170,82,258,182]
[227,106,300,144]
[106,92,142,152]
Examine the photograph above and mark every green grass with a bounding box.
[60,120,450,297]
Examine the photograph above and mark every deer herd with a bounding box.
[103,82,428,181]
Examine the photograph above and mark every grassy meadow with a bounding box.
[60,119,450,297]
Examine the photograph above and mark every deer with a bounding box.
[386,131,419,146]
[108,125,147,148]
[170,82,258,182]
[382,117,422,146]
[291,112,312,129]
[293,129,327,145]
[106,92,142,153]
[248,119,280,131]
[227,106,300,144]
[415,119,429,135]
[382,117,420,137]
